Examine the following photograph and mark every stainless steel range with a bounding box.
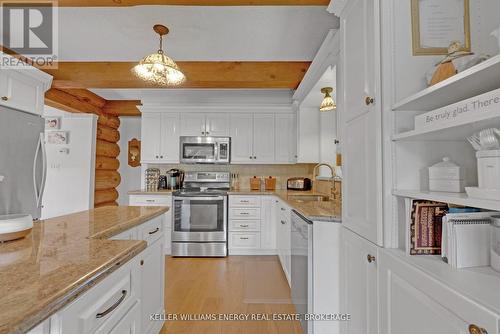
[172,171,230,257]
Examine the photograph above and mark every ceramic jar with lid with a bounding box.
[428,157,465,192]
[476,150,500,189]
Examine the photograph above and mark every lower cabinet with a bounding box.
[340,227,378,334]
[378,249,500,334]
[276,199,292,286]
[28,217,166,334]
[228,195,276,255]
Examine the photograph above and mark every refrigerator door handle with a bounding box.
[33,133,42,205]
[38,133,47,208]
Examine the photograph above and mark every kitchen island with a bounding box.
[0,205,168,334]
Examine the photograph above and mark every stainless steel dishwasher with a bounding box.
[291,209,313,334]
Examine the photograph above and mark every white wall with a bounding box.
[41,106,97,219]
[117,117,142,205]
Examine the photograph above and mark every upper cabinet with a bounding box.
[180,113,230,137]
[0,66,52,116]
[252,114,275,163]
[340,0,383,246]
[229,113,254,163]
[275,113,297,163]
[141,112,180,164]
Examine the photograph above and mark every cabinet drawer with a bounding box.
[57,260,138,334]
[229,220,260,232]
[229,232,261,249]
[229,208,261,220]
[229,196,261,207]
[129,195,171,206]
[138,215,163,245]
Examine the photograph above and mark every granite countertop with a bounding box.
[228,189,342,222]
[0,206,168,334]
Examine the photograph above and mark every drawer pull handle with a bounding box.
[281,220,286,225]
[469,325,488,334]
[240,224,249,227]
[240,200,249,203]
[148,227,160,235]
[146,199,155,202]
[367,254,376,263]
[1,96,8,101]
[281,208,286,211]
[96,290,127,319]
[240,237,249,240]
[240,212,250,215]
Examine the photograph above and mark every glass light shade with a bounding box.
[320,94,336,112]
[133,51,185,86]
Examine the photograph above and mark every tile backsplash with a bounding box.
[146,164,316,189]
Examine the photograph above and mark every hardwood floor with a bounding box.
[160,256,303,334]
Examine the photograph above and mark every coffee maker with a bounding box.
[164,169,185,190]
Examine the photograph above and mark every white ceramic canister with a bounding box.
[476,150,500,189]
[490,215,500,272]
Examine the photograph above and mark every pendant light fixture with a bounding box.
[133,24,185,86]
[319,87,336,112]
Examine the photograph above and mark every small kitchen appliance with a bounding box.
[287,177,312,191]
[172,171,230,257]
[179,136,230,164]
[166,168,185,190]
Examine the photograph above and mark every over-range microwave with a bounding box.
[179,136,231,164]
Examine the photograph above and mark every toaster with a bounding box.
[287,177,312,191]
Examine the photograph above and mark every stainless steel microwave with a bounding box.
[179,136,230,164]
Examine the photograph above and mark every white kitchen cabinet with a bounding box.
[228,195,276,255]
[340,0,383,246]
[141,113,180,164]
[138,239,165,334]
[105,302,140,334]
[0,62,52,115]
[206,113,230,136]
[275,113,297,163]
[340,227,378,334]
[378,250,499,334]
[180,113,230,137]
[276,199,292,286]
[180,113,206,136]
[230,113,254,163]
[141,113,162,162]
[253,113,275,163]
[129,194,172,255]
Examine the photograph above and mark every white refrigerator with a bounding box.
[41,107,97,219]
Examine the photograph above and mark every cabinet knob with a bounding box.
[202,131,205,135]
[365,96,375,105]
[160,155,164,159]
[469,325,488,334]
[206,131,210,135]
[281,220,286,224]
[1,96,8,101]
[140,260,144,266]
[367,254,376,263]
[249,156,253,159]
[253,156,257,159]
[155,155,159,159]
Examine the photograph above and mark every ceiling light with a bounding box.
[320,87,336,112]
[133,24,185,86]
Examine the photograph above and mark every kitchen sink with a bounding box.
[288,195,330,202]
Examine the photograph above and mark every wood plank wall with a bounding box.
[45,88,121,207]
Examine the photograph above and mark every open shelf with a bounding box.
[393,109,500,141]
[393,189,500,211]
[393,54,500,112]
[384,248,500,315]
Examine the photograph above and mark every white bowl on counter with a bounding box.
[0,214,33,242]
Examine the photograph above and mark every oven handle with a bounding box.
[174,196,226,201]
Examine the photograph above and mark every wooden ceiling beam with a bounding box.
[44,61,310,89]
[55,0,329,6]
[103,100,142,117]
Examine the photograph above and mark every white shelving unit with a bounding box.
[393,54,500,112]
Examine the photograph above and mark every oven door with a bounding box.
[180,138,218,164]
[172,196,227,242]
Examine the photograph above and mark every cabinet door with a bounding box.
[107,302,140,334]
[342,110,383,245]
[230,113,254,163]
[253,113,275,163]
[160,113,180,163]
[141,113,162,162]
[260,196,276,251]
[179,113,206,136]
[0,71,43,115]
[139,239,165,334]
[340,227,378,334]
[341,0,380,123]
[378,250,499,334]
[275,113,297,163]
[206,113,230,136]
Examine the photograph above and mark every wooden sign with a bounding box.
[128,138,141,167]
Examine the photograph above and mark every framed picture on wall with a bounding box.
[411,0,471,55]
[45,117,61,129]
